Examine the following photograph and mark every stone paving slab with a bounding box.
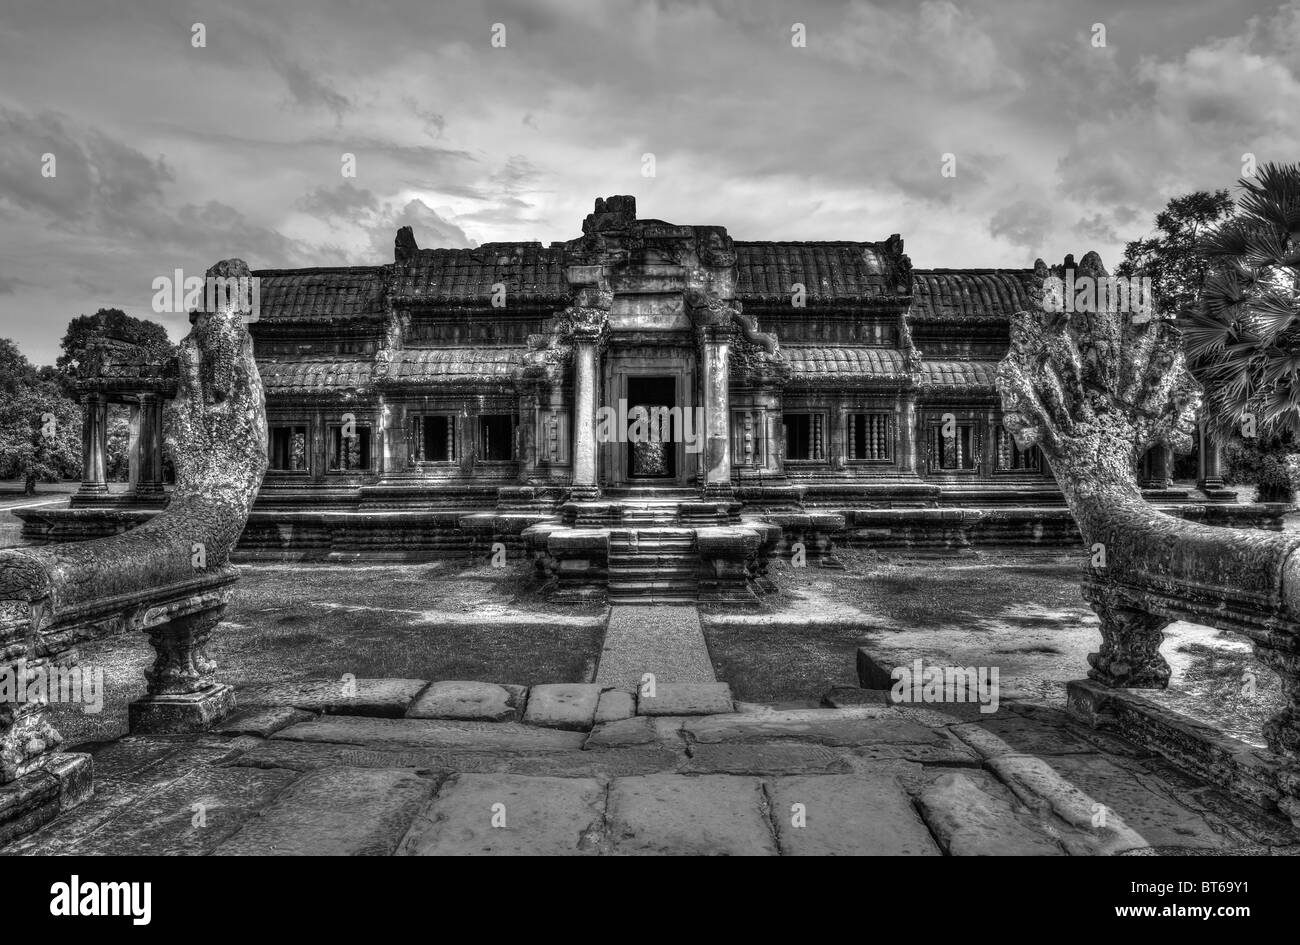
[597,605,716,687]
[217,705,315,738]
[10,684,1300,856]
[683,707,945,747]
[232,738,684,780]
[238,678,428,717]
[682,742,852,776]
[212,767,436,856]
[273,715,588,752]
[584,716,684,750]
[595,688,636,723]
[406,681,528,723]
[606,774,777,856]
[524,684,603,731]
[398,774,605,856]
[917,772,1065,856]
[23,765,300,856]
[637,682,734,716]
[769,774,942,856]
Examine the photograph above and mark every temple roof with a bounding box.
[910,270,1035,320]
[918,359,999,392]
[733,242,893,302]
[390,244,567,304]
[784,345,909,381]
[258,357,373,394]
[253,267,387,321]
[382,347,524,384]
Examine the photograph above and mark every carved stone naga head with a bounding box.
[996,251,1201,502]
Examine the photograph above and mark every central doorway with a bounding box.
[626,375,678,480]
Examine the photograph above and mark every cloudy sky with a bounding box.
[1,0,1297,364]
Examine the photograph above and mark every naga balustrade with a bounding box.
[0,259,267,840]
[996,252,1300,821]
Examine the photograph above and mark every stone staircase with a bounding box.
[607,527,699,603]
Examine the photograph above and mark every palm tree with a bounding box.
[1183,162,1300,440]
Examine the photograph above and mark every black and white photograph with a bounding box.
[0,0,1296,891]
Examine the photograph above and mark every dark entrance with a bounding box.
[626,375,677,480]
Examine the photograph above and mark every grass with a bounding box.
[703,551,1093,703]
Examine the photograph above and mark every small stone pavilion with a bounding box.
[34,196,1240,599]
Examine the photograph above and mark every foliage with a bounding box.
[1117,190,1236,319]
[1182,163,1300,438]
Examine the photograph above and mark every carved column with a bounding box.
[699,324,733,497]
[77,393,109,495]
[570,330,601,501]
[134,393,164,495]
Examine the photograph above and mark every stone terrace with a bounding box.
[6,678,1298,856]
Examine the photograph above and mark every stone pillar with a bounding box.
[518,391,538,483]
[900,392,919,475]
[1141,444,1171,490]
[78,393,109,494]
[699,326,733,498]
[1196,422,1231,499]
[570,333,600,501]
[135,394,164,495]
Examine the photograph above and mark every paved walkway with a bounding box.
[6,679,1298,855]
[595,605,716,688]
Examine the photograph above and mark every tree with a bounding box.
[0,338,39,393]
[1117,190,1236,319]
[0,341,81,494]
[1182,162,1300,438]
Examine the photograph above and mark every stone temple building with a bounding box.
[32,195,1239,600]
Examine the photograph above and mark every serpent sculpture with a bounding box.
[997,251,1300,760]
[0,259,267,836]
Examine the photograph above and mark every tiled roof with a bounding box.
[383,347,523,384]
[784,345,909,381]
[253,267,386,321]
[911,270,1035,319]
[919,360,999,390]
[258,358,373,394]
[734,243,892,302]
[391,243,568,304]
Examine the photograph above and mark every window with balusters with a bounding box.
[783,412,826,462]
[847,412,892,462]
[995,425,1040,472]
[410,414,457,464]
[926,421,977,471]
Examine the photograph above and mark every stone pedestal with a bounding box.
[130,601,236,734]
[1082,585,1172,689]
[130,684,237,734]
